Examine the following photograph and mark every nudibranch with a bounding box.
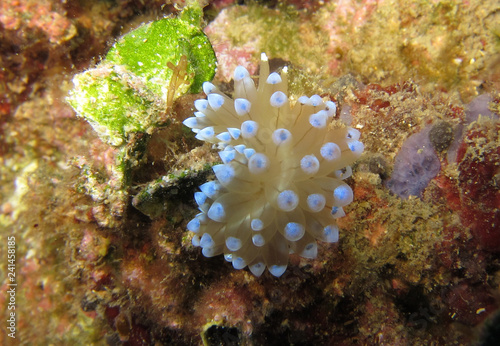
[183,53,364,277]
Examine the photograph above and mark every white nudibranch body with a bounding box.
[183,53,364,277]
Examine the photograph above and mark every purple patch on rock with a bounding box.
[465,94,497,123]
[386,126,441,199]
[447,93,498,163]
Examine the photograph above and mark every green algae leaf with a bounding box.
[106,16,216,95]
[68,5,216,146]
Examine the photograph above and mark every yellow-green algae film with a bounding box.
[67,3,216,147]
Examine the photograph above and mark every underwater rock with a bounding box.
[132,167,213,219]
[446,282,497,326]
[456,119,500,251]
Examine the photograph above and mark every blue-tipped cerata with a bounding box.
[184,53,364,277]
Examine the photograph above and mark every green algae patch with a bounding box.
[69,66,159,146]
[68,5,216,147]
[106,16,215,97]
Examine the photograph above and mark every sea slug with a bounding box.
[183,53,364,277]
